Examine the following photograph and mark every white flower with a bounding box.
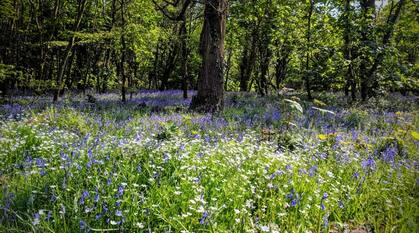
[136,222,145,228]
[260,225,270,232]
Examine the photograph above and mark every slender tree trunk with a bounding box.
[359,0,375,101]
[120,0,127,102]
[160,38,178,90]
[305,0,314,100]
[224,47,232,91]
[239,30,257,92]
[343,0,356,101]
[53,0,87,102]
[259,48,271,96]
[368,0,404,96]
[190,0,227,112]
[180,19,189,99]
[275,47,290,89]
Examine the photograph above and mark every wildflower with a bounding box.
[59,204,66,216]
[338,200,344,209]
[46,211,52,221]
[117,185,126,198]
[94,188,100,203]
[361,157,376,172]
[32,213,40,225]
[353,171,360,179]
[260,225,270,232]
[80,220,87,230]
[308,165,317,177]
[323,214,329,228]
[79,190,89,205]
[163,153,170,163]
[322,192,328,200]
[381,145,397,163]
[320,202,325,210]
[115,210,123,217]
[199,211,208,225]
[193,176,201,184]
[298,168,307,175]
[319,153,327,160]
[40,169,47,176]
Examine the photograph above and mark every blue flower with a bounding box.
[199,211,208,225]
[323,214,329,228]
[116,185,125,198]
[80,220,87,230]
[32,213,40,225]
[93,188,100,203]
[353,171,360,179]
[361,157,376,172]
[338,200,344,209]
[308,165,317,177]
[381,145,397,163]
[46,211,52,221]
[322,192,328,200]
[115,210,123,217]
[291,199,298,207]
[320,202,325,210]
[79,190,90,205]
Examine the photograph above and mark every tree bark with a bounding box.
[305,0,314,100]
[239,30,258,92]
[343,0,356,101]
[359,0,375,101]
[190,0,227,112]
[120,0,127,102]
[180,19,189,99]
[53,0,87,102]
[368,0,405,96]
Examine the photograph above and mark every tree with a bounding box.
[343,0,356,101]
[304,0,314,100]
[190,0,227,112]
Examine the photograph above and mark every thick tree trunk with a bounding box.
[190,0,227,112]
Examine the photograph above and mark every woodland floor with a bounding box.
[0,91,418,232]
